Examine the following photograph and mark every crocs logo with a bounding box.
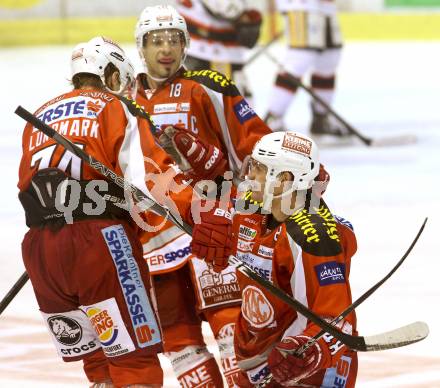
[47,315,82,346]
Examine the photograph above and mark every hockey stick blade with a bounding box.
[294,217,427,355]
[265,52,417,148]
[370,134,417,147]
[257,217,428,387]
[258,325,428,388]
[229,255,429,352]
[364,321,429,351]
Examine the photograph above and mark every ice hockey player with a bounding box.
[17,36,175,387]
[134,4,272,387]
[264,0,351,138]
[176,0,262,103]
[191,131,358,387]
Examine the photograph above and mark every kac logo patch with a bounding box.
[241,286,274,328]
[314,261,346,286]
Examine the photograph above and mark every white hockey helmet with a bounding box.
[71,36,136,97]
[135,5,190,73]
[249,131,320,211]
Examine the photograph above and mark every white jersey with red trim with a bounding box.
[176,0,249,64]
[276,0,337,15]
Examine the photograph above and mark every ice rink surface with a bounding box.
[0,41,439,387]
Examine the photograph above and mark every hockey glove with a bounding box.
[313,163,330,198]
[191,206,232,272]
[159,125,227,181]
[236,9,262,48]
[268,335,324,386]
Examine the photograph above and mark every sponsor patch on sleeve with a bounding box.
[233,99,256,124]
[314,261,346,286]
[334,215,354,231]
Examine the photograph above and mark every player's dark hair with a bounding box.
[72,62,119,89]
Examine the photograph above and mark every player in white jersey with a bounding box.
[264,0,351,137]
[176,0,262,103]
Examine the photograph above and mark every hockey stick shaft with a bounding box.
[244,31,283,68]
[10,107,428,352]
[294,217,428,356]
[232,259,365,350]
[265,52,373,146]
[15,105,192,235]
[230,216,428,352]
[257,218,428,387]
[0,272,29,314]
[0,106,193,315]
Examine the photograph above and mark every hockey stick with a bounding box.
[0,272,29,314]
[10,107,429,352]
[230,218,428,352]
[0,106,193,315]
[229,255,428,352]
[296,217,428,353]
[244,31,283,68]
[14,106,191,235]
[256,217,428,387]
[265,52,416,147]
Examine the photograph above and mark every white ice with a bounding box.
[0,41,439,387]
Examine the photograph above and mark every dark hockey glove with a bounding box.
[236,9,262,48]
